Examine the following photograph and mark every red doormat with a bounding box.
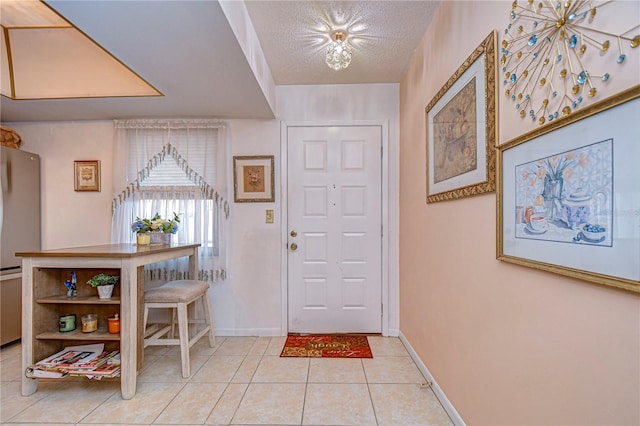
[280,335,373,358]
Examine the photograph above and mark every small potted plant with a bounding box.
[131,212,180,245]
[87,273,119,299]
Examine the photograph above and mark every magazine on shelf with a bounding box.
[70,352,120,377]
[36,343,105,368]
[25,366,68,379]
[70,362,121,379]
[68,350,119,370]
[26,344,120,379]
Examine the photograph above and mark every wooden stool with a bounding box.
[142,280,215,378]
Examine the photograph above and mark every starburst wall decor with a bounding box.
[501,0,639,125]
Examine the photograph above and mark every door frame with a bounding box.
[280,120,390,336]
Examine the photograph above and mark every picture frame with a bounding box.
[426,30,497,203]
[74,160,100,192]
[497,86,640,293]
[233,155,275,202]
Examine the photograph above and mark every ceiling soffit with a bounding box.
[0,0,160,100]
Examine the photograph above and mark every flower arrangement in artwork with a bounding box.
[519,151,590,215]
[131,212,180,234]
[515,139,613,244]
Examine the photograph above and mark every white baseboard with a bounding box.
[214,327,282,337]
[399,331,465,426]
[215,328,400,337]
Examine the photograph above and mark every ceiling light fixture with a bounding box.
[325,31,352,71]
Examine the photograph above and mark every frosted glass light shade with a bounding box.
[325,32,352,71]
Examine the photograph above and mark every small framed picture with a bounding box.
[233,155,275,202]
[74,160,101,192]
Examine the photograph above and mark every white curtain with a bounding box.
[111,119,228,284]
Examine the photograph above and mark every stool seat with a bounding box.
[144,280,210,303]
[143,279,215,378]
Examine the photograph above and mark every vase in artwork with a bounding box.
[97,284,115,299]
[542,176,563,220]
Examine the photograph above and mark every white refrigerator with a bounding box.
[0,146,41,346]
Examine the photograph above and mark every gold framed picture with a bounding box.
[233,155,275,202]
[497,86,640,293]
[74,160,100,192]
[426,30,497,203]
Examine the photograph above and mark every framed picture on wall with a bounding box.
[425,30,497,203]
[74,160,101,192]
[497,86,640,293]
[233,155,275,202]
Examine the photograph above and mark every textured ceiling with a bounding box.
[0,1,440,122]
[245,1,440,85]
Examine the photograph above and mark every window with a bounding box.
[111,119,228,283]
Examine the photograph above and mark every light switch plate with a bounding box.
[266,209,274,223]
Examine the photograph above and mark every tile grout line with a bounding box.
[220,337,257,425]
[191,338,230,425]
[300,354,311,426]
[227,336,272,425]
[149,380,190,425]
[362,356,381,426]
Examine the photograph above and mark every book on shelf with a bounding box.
[26,344,120,379]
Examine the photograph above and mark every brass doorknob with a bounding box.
[290,242,298,251]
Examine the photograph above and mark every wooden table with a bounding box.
[17,243,200,400]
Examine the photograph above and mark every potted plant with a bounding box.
[87,273,119,299]
[131,212,180,245]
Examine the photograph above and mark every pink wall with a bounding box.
[399,1,640,424]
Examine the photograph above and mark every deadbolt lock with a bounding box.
[290,230,297,237]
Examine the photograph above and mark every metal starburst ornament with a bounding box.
[501,0,639,125]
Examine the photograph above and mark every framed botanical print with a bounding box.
[74,160,100,192]
[233,155,275,202]
[497,86,640,293]
[426,30,497,203]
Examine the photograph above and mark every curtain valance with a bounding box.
[111,142,229,217]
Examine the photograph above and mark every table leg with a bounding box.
[21,259,38,396]
[189,248,198,280]
[119,262,136,400]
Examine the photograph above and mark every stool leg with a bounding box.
[201,294,216,347]
[169,308,177,339]
[177,302,190,378]
[143,306,150,341]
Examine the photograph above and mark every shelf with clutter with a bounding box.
[30,268,122,370]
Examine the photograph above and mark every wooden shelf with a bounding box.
[19,244,201,399]
[37,295,120,305]
[36,328,119,341]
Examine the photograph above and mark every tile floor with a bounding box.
[0,336,453,425]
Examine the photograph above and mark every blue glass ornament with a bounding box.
[569,35,578,48]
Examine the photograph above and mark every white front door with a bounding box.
[287,125,382,334]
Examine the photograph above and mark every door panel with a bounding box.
[287,126,382,333]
